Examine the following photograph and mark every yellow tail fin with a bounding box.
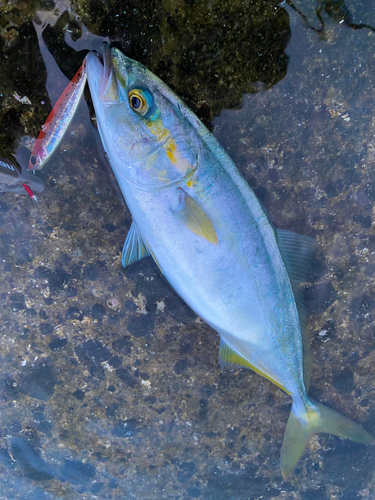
[280,399,374,478]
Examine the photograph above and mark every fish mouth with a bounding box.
[96,43,124,103]
[101,43,113,84]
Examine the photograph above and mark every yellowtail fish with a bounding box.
[28,60,87,171]
[29,44,374,477]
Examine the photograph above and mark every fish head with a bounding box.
[86,44,200,189]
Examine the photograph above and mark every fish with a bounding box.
[30,44,374,477]
[0,155,44,195]
[28,60,87,171]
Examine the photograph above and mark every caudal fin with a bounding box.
[280,399,374,478]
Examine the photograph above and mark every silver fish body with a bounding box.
[34,44,373,476]
[86,48,305,396]
[84,46,373,476]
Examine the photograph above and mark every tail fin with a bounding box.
[280,399,374,478]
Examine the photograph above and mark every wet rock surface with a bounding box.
[0,0,375,499]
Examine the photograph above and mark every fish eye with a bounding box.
[128,89,149,116]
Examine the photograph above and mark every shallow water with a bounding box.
[0,0,375,498]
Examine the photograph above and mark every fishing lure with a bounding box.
[28,60,87,171]
[0,155,44,198]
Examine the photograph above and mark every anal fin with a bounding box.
[219,339,254,370]
[219,339,290,394]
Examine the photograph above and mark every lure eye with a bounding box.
[129,89,149,116]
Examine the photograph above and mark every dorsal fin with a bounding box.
[276,228,317,392]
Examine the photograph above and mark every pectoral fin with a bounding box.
[175,188,218,245]
[121,220,151,267]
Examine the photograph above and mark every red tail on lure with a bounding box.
[22,183,39,203]
[28,59,87,171]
